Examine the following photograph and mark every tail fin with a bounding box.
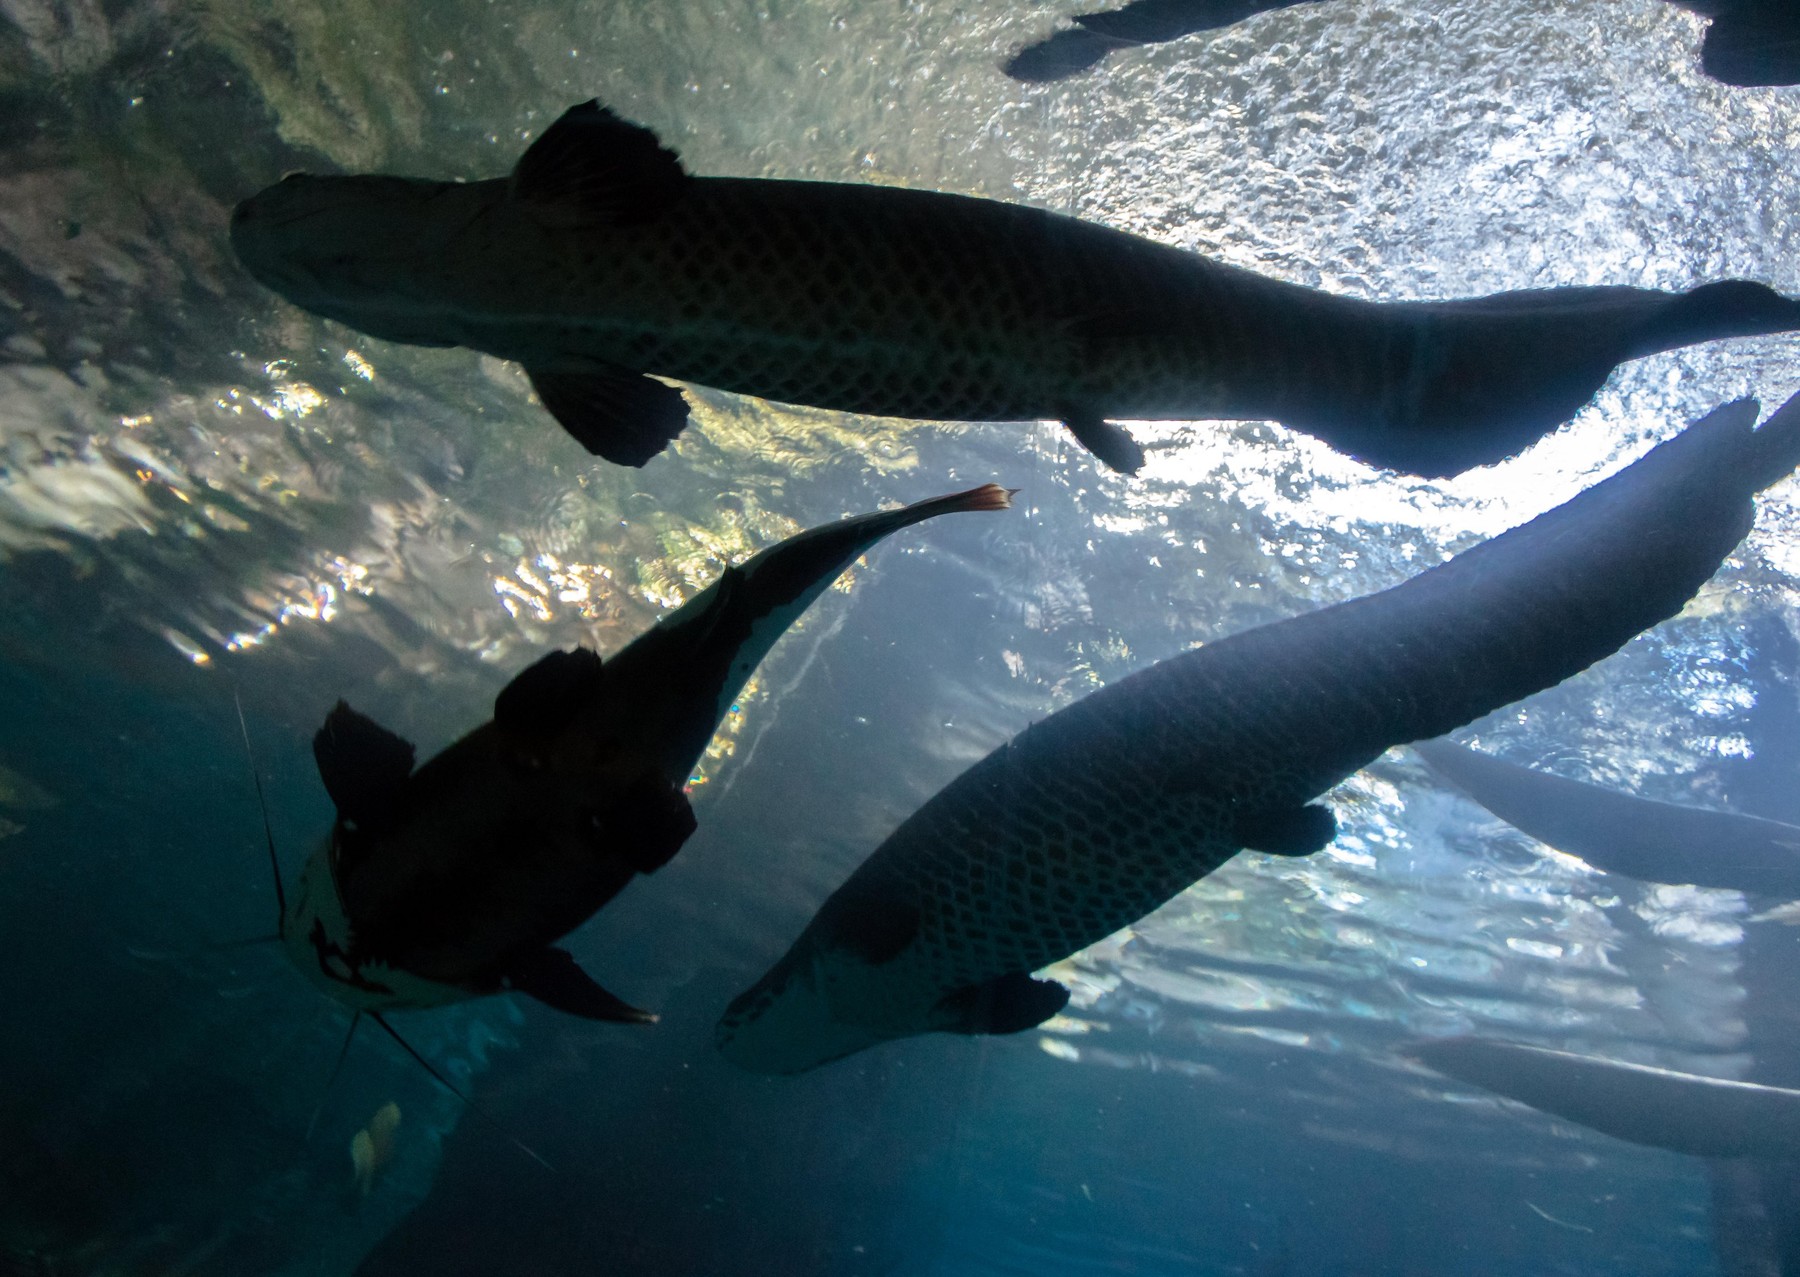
[1745,390,1800,492]
[616,482,1015,782]
[896,482,1016,521]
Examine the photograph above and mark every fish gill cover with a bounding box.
[0,0,1797,1275]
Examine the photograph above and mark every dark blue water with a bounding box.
[3,1,1798,1272]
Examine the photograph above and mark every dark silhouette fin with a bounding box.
[1744,391,1800,489]
[933,972,1070,1035]
[1623,279,1800,360]
[313,701,416,832]
[1064,414,1146,474]
[1235,803,1337,856]
[1004,0,1323,79]
[820,892,921,966]
[510,99,690,225]
[1702,11,1800,87]
[526,365,691,466]
[610,483,1014,782]
[1076,0,1268,42]
[1002,27,1127,81]
[495,647,604,740]
[594,773,697,874]
[501,946,657,1024]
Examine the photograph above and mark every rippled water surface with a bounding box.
[3,1,1798,1273]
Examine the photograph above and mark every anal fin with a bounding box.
[932,972,1069,1035]
[1235,803,1337,857]
[501,947,656,1024]
[526,365,690,467]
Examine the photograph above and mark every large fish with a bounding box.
[230,101,1800,479]
[1409,1037,1800,1160]
[1003,0,1800,88]
[716,391,1800,1074]
[278,484,1012,1023]
[1415,738,1800,898]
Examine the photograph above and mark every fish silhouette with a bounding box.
[1415,737,1800,898]
[1409,1037,1800,1161]
[1674,0,1800,86]
[1003,0,1800,88]
[278,484,1013,1023]
[231,101,1800,478]
[1003,0,1325,82]
[717,391,1800,1074]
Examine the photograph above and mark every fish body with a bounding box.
[231,102,1800,477]
[717,392,1800,1074]
[1416,738,1800,898]
[280,484,1013,1022]
[1006,0,1800,87]
[1409,1037,1800,1160]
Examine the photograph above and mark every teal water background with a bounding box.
[2,1,1799,1272]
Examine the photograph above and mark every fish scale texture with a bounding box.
[721,401,1800,1053]
[348,166,1800,475]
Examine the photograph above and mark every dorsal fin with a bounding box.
[313,701,415,832]
[510,100,689,226]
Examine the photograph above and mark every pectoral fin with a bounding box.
[510,100,690,225]
[591,773,697,875]
[313,701,415,832]
[1234,803,1337,856]
[526,365,691,466]
[501,946,656,1024]
[932,972,1070,1035]
[495,647,605,741]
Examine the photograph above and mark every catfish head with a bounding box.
[268,481,1014,1029]
[282,647,687,1025]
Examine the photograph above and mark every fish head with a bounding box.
[280,830,472,1014]
[230,173,493,338]
[716,943,914,1073]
